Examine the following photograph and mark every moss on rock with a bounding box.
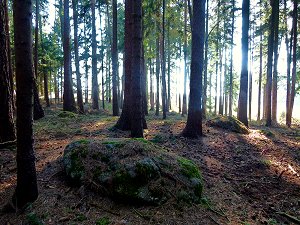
[63,138,203,204]
[206,115,250,134]
[58,111,78,118]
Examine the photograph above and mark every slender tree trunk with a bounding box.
[0,0,15,142]
[237,0,249,127]
[202,0,209,119]
[43,64,50,107]
[112,0,119,116]
[161,0,167,119]
[257,2,262,121]
[271,0,279,123]
[167,22,171,111]
[265,0,278,126]
[182,0,188,116]
[285,0,291,126]
[72,0,84,113]
[91,0,99,110]
[179,93,181,113]
[155,18,160,116]
[98,8,105,110]
[182,0,205,138]
[12,0,38,208]
[63,0,76,112]
[150,59,155,111]
[229,0,235,117]
[287,0,297,127]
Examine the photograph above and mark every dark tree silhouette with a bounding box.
[130,0,144,138]
[91,0,99,110]
[63,0,77,112]
[0,0,15,143]
[72,0,84,113]
[182,0,205,138]
[12,0,38,209]
[115,0,132,130]
[237,0,249,127]
[112,0,119,116]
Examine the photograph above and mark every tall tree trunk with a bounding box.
[98,7,105,110]
[115,0,132,130]
[182,0,205,138]
[182,0,188,116]
[0,0,15,143]
[167,21,171,111]
[72,0,84,113]
[130,0,144,137]
[229,0,235,117]
[214,1,220,115]
[202,0,209,119]
[43,63,50,107]
[33,0,44,119]
[237,0,249,127]
[257,1,262,121]
[112,0,119,116]
[285,0,291,126]
[150,59,155,111]
[248,37,253,122]
[63,0,76,112]
[287,0,297,127]
[271,0,279,123]
[155,18,160,116]
[161,0,167,119]
[12,0,38,208]
[91,0,99,110]
[265,0,278,126]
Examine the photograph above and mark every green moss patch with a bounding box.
[206,115,250,134]
[57,111,78,118]
[63,139,203,205]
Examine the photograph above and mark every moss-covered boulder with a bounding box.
[206,115,250,134]
[58,111,77,118]
[63,139,203,205]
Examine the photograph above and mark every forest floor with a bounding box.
[1,105,300,225]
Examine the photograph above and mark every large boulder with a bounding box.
[206,115,250,134]
[63,139,203,205]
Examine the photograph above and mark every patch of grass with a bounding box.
[150,134,166,143]
[103,140,126,149]
[25,212,44,225]
[58,111,78,118]
[74,213,87,222]
[96,216,110,225]
[259,129,275,137]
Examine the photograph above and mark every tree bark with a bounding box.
[115,0,132,130]
[161,0,167,119]
[155,18,160,116]
[287,0,297,127]
[182,0,188,116]
[237,0,249,127]
[63,0,77,112]
[112,0,119,116]
[72,0,84,113]
[257,1,262,121]
[182,0,205,138]
[12,0,38,208]
[130,0,144,138]
[265,0,277,126]
[271,0,279,123]
[0,0,15,143]
[91,0,99,110]
[202,0,209,119]
[229,0,235,117]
